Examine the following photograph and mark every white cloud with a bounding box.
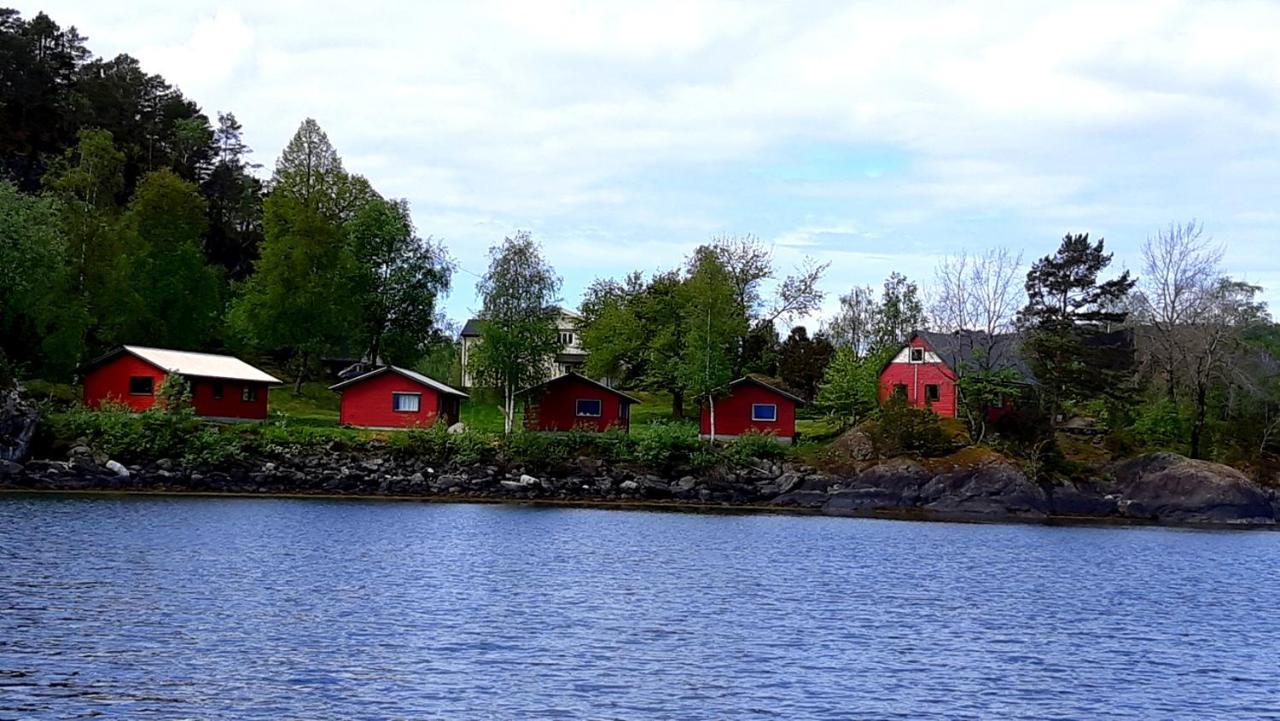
[21,0,1280,321]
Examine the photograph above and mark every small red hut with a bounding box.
[329,366,468,429]
[82,345,281,420]
[520,372,639,432]
[701,376,804,443]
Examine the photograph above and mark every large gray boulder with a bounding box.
[919,461,1049,517]
[1113,453,1275,525]
[0,386,38,463]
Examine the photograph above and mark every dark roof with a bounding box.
[728,375,807,405]
[517,372,641,404]
[459,319,485,337]
[328,366,469,397]
[914,330,1035,383]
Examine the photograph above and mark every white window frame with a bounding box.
[751,403,778,422]
[910,347,925,363]
[392,392,421,413]
[575,398,603,417]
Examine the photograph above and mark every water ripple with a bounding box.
[1,495,1279,719]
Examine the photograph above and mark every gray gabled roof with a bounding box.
[914,330,1035,383]
[328,366,469,398]
[459,319,485,337]
[516,371,641,404]
[728,375,808,405]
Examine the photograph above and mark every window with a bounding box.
[576,399,602,417]
[892,384,908,400]
[128,376,154,395]
[211,382,224,400]
[925,384,940,403]
[751,403,778,422]
[392,393,421,412]
[910,347,925,363]
[560,331,575,347]
[241,385,258,402]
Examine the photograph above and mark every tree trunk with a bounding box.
[708,397,716,443]
[293,350,308,396]
[1190,383,1207,459]
[503,384,514,435]
[671,389,684,419]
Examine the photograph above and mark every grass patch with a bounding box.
[267,382,340,427]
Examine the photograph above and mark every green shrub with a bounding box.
[181,427,247,466]
[631,421,713,472]
[870,396,954,457]
[502,431,574,471]
[391,423,496,466]
[1130,398,1191,453]
[725,429,789,464]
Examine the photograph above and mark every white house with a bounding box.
[458,307,587,388]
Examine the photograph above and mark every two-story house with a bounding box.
[458,307,587,388]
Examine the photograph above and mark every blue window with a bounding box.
[751,403,777,422]
[576,399,602,417]
[392,392,421,412]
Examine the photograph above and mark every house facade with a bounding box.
[458,307,587,388]
[520,372,638,432]
[82,346,281,420]
[700,376,804,443]
[329,366,467,429]
[878,331,1031,418]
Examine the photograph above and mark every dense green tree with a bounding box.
[1020,233,1137,415]
[815,347,888,429]
[871,272,927,353]
[200,112,263,279]
[346,197,452,366]
[777,326,835,401]
[469,231,562,433]
[123,170,222,348]
[680,248,745,441]
[0,181,83,374]
[272,118,374,222]
[43,128,139,352]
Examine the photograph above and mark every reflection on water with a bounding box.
[1,495,1278,720]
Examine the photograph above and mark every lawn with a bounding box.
[267,382,340,427]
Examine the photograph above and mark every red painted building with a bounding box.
[329,366,468,429]
[878,331,1032,418]
[700,376,804,443]
[520,372,639,432]
[82,346,281,420]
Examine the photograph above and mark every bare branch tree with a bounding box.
[826,285,880,356]
[766,257,831,324]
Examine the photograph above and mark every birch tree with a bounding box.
[470,231,561,434]
[680,248,744,441]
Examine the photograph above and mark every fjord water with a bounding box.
[1,496,1277,720]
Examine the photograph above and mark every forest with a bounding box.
[3,8,1279,473]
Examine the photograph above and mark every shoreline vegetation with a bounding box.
[3,387,1277,529]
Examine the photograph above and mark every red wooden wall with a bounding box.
[338,372,447,428]
[83,355,269,419]
[524,375,631,432]
[877,336,959,417]
[83,354,167,412]
[700,383,798,439]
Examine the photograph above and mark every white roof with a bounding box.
[329,366,468,397]
[124,346,283,384]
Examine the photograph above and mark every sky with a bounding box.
[20,0,1280,329]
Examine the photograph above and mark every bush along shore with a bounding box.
[2,389,1278,528]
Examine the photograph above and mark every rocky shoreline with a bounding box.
[3,445,1277,528]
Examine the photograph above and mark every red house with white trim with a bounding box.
[82,345,282,420]
[878,331,1031,417]
[520,372,639,432]
[329,366,468,429]
[701,376,805,443]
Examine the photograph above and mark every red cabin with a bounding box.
[82,345,281,420]
[329,366,468,429]
[701,376,804,443]
[520,372,639,432]
[878,331,1031,418]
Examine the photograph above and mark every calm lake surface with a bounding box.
[1,495,1278,720]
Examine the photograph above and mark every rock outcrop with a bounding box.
[1,443,1274,528]
[1112,453,1275,525]
[0,387,38,463]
